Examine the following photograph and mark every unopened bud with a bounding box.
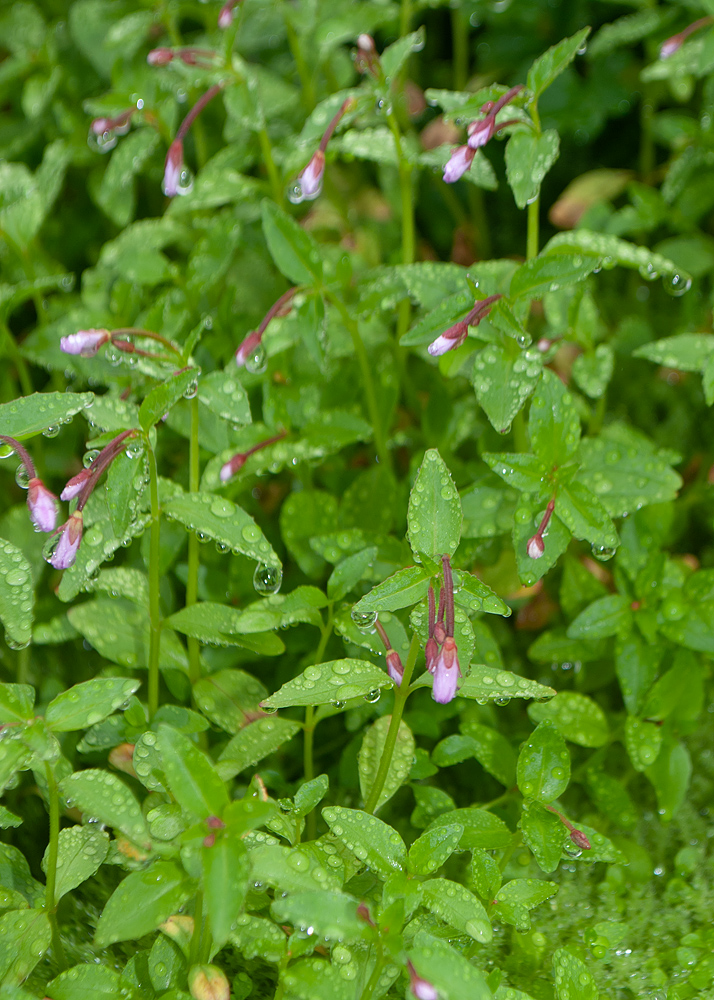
[108,743,137,777]
[386,649,404,685]
[570,828,591,850]
[203,833,216,848]
[188,964,230,1000]
[408,960,439,1000]
[147,47,174,65]
[61,468,92,501]
[206,816,226,829]
[60,328,111,357]
[357,902,375,925]
[527,535,545,560]
[27,478,58,532]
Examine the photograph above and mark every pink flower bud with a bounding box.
[206,816,226,829]
[163,138,184,197]
[27,478,58,533]
[433,621,446,646]
[660,36,682,58]
[147,47,174,65]
[570,828,591,850]
[50,511,83,570]
[60,328,111,357]
[425,636,439,674]
[467,116,496,149]
[218,1,234,28]
[61,468,92,501]
[220,453,248,483]
[408,960,439,1000]
[527,535,545,560]
[386,649,404,685]
[357,33,374,50]
[235,330,262,368]
[432,637,460,704]
[203,833,216,848]
[443,144,475,184]
[428,320,468,357]
[295,150,325,201]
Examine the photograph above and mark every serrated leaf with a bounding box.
[162,492,279,567]
[42,826,109,904]
[94,861,195,947]
[505,130,560,208]
[59,770,150,848]
[527,28,590,98]
[261,659,392,709]
[45,677,140,732]
[545,229,688,281]
[0,538,33,651]
[528,692,609,747]
[358,716,415,812]
[322,806,406,877]
[473,344,543,432]
[517,721,570,802]
[157,724,228,820]
[407,449,462,562]
[261,200,322,285]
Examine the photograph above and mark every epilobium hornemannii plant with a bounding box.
[2,0,714,997]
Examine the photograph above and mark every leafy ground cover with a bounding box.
[1,0,714,998]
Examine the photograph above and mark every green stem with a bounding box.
[386,111,415,344]
[281,0,316,110]
[148,446,162,719]
[527,197,539,261]
[303,606,333,840]
[2,322,33,396]
[513,410,528,453]
[361,935,385,1000]
[326,292,391,472]
[399,0,412,37]
[451,7,469,91]
[304,707,315,784]
[258,127,284,206]
[186,396,201,686]
[364,634,420,813]
[16,645,30,685]
[189,891,203,966]
[44,763,67,971]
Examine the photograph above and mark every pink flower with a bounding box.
[60,329,111,357]
[527,535,545,559]
[220,453,247,483]
[235,330,262,368]
[428,320,468,357]
[443,145,475,184]
[296,150,325,201]
[386,649,404,685]
[163,139,184,197]
[147,47,174,65]
[408,960,439,1000]
[27,478,58,532]
[61,469,92,501]
[50,511,83,570]
[467,116,496,149]
[432,636,460,704]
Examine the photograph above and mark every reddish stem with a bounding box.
[76,431,135,512]
[176,83,224,143]
[442,555,455,638]
[318,98,355,153]
[0,436,36,480]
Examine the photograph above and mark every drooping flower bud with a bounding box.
[660,16,713,59]
[443,144,475,184]
[425,636,439,674]
[527,535,545,560]
[220,454,247,482]
[428,320,468,356]
[570,827,591,850]
[61,468,92,501]
[467,116,497,149]
[206,816,226,830]
[163,138,185,197]
[355,34,380,75]
[432,636,460,704]
[235,330,262,368]
[294,150,325,202]
[407,960,439,1000]
[386,649,404,685]
[147,47,174,65]
[50,511,83,570]
[27,478,58,532]
[60,328,111,357]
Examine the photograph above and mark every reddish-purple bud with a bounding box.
[61,468,92,502]
[425,636,439,675]
[408,960,439,1000]
[443,144,475,184]
[433,621,446,646]
[357,902,375,925]
[206,816,226,830]
[50,511,83,570]
[147,47,174,65]
[432,637,460,704]
[27,478,58,533]
[428,320,469,357]
[163,139,185,197]
[570,828,591,850]
[660,18,713,59]
[60,328,111,357]
[527,535,545,560]
[467,116,496,149]
[235,330,262,368]
[220,453,248,483]
[386,649,404,685]
[293,150,325,203]
[203,833,216,848]
[218,0,238,28]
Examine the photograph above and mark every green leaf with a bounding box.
[615,634,659,715]
[422,878,492,942]
[552,947,599,1000]
[406,449,462,561]
[0,909,51,988]
[545,229,689,281]
[42,826,109,905]
[520,801,566,874]
[67,598,188,674]
[625,717,662,771]
[416,664,555,704]
[567,594,631,639]
[555,481,619,549]
[203,833,250,948]
[230,913,286,964]
[164,603,284,655]
[494,878,558,931]
[261,200,322,285]
[426,807,513,850]
[46,963,122,1000]
[572,344,615,399]
[588,9,670,59]
[0,683,34,724]
[193,669,267,733]
[513,495,570,587]
[197,370,251,426]
[162,492,280,567]
[517,721,570,803]
[0,539,33,651]
[584,769,636,827]
[527,27,590,98]
[216,717,301,780]
[105,446,147,538]
[270,890,368,943]
[528,692,609,747]
[529,369,580,467]
[645,738,691,821]
[261,658,392,710]
[96,128,159,227]
[94,861,195,947]
[45,677,140,732]
[407,824,463,876]
[457,722,517,786]
[249,844,341,894]
[327,547,378,601]
[322,806,407,877]
[473,344,543,433]
[381,26,425,79]
[352,565,432,613]
[58,514,151,603]
[0,737,32,795]
[294,775,330,817]
[157,725,228,820]
[408,930,492,1000]
[59,770,150,848]
[0,391,93,439]
[483,452,549,494]
[139,369,198,431]
[505,130,560,209]
[461,483,517,539]
[470,849,502,900]
[358,716,415,811]
[452,569,511,616]
[509,252,598,300]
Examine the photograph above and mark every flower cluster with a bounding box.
[428,294,501,357]
[426,557,461,704]
[443,84,524,184]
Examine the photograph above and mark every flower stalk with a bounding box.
[235,289,297,368]
[220,430,287,482]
